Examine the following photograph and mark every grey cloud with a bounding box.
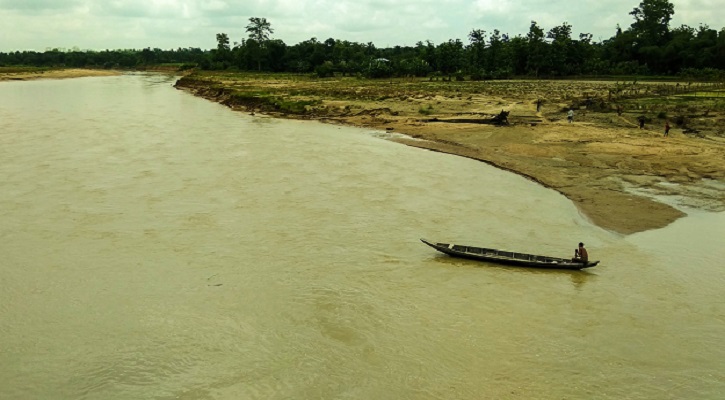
[0,0,83,12]
[91,0,194,19]
[1,0,723,51]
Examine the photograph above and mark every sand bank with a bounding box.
[0,68,120,81]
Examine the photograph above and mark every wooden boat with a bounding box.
[420,238,599,270]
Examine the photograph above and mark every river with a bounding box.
[1,74,723,399]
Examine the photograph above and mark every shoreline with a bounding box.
[0,68,121,81]
[4,69,722,235]
[174,73,725,235]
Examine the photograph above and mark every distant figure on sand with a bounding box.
[664,121,671,137]
[567,109,574,123]
[536,99,543,112]
[637,115,645,129]
[573,242,588,263]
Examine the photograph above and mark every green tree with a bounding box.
[574,33,598,74]
[266,39,287,72]
[692,25,719,68]
[245,17,274,70]
[487,29,505,75]
[526,21,548,76]
[139,48,153,65]
[416,40,437,72]
[630,0,674,47]
[216,33,230,51]
[508,35,529,76]
[629,0,674,71]
[468,29,486,73]
[213,33,232,67]
[243,39,262,70]
[246,17,273,43]
[547,23,574,75]
[436,39,464,78]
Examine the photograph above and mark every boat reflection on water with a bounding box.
[425,250,598,290]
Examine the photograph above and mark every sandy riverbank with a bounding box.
[175,72,725,235]
[0,68,120,81]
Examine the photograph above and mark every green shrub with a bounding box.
[365,60,393,78]
[314,62,334,78]
[418,105,433,115]
[178,63,197,71]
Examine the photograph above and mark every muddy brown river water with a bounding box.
[1,73,723,399]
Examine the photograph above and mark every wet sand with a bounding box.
[175,73,725,235]
[352,112,724,235]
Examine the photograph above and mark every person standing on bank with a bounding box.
[573,242,588,263]
[567,109,574,123]
[664,121,671,137]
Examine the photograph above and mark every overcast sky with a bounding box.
[1,0,722,52]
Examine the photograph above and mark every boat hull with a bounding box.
[420,239,598,270]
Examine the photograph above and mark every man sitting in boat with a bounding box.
[573,242,588,263]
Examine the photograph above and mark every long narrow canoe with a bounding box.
[420,238,599,270]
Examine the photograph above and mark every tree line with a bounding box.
[1,0,723,80]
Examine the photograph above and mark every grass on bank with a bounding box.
[0,66,52,74]
[186,70,724,106]
[181,69,725,136]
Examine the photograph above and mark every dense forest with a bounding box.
[1,0,723,80]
